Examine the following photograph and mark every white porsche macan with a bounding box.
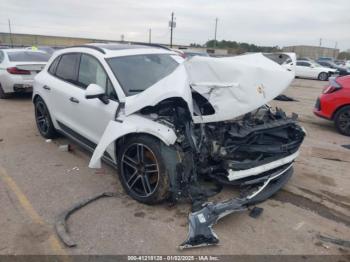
[33,43,305,205]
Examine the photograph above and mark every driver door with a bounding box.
[66,53,119,149]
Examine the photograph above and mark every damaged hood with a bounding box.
[124,65,194,116]
[124,53,295,123]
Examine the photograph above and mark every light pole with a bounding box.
[214,18,218,48]
[169,12,176,48]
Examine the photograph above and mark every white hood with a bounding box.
[124,53,295,124]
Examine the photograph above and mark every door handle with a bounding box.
[42,85,51,90]
[69,97,79,103]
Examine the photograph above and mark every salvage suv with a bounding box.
[33,43,304,213]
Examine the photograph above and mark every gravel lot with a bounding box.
[0,78,349,255]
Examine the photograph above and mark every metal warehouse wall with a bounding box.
[282,45,339,59]
[0,32,105,47]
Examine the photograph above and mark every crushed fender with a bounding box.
[55,192,119,247]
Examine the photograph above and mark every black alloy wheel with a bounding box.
[121,143,160,198]
[34,97,57,138]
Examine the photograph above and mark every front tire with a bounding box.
[117,135,176,204]
[318,72,329,81]
[34,97,58,139]
[334,106,350,136]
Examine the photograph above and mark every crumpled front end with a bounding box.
[88,52,304,249]
[195,106,305,184]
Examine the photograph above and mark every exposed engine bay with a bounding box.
[142,97,304,188]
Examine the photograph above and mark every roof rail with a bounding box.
[115,41,171,51]
[71,45,106,54]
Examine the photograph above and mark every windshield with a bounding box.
[7,51,50,62]
[107,54,179,96]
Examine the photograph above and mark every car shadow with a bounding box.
[7,93,32,100]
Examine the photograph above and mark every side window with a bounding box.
[48,56,61,75]
[0,51,4,63]
[78,54,118,100]
[78,54,107,89]
[296,61,309,67]
[55,54,80,85]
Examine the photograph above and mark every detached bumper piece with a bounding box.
[55,192,118,247]
[180,165,293,249]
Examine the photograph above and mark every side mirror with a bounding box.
[85,84,109,104]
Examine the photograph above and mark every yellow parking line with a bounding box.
[0,166,68,256]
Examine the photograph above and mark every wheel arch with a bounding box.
[114,132,170,160]
[32,94,41,103]
[331,103,350,120]
[89,116,177,169]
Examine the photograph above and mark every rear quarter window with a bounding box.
[55,54,81,84]
[7,51,50,62]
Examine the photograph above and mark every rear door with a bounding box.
[45,53,81,130]
[296,61,312,78]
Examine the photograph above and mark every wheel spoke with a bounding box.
[122,155,138,170]
[37,116,45,124]
[145,163,158,173]
[129,174,141,189]
[141,175,152,195]
[38,103,45,115]
[137,144,144,163]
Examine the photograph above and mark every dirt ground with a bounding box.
[0,78,349,256]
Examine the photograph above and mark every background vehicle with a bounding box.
[316,60,350,76]
[314,76,350,136]
[182,50,210,59]
[285,60,337,81]
[318,57,334,62]
[0,49,50,98]
[25,46,59,56]
[298,57,313,62]
[172,48,210,59]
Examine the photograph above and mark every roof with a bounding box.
[58,42,174,58]
[78,42,171,54]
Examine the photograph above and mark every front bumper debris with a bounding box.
[180,165,293,249]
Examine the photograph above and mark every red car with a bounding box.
[314,75,350,136]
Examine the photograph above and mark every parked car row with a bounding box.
[283,58,350,81]
[283,59,337,81]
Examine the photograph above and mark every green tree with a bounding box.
[338,52,350,60]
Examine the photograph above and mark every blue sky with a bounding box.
[0,0,349,50]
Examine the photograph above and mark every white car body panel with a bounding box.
[89,114,177,168]
[228,150,299,181]
[124,64,194,116]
